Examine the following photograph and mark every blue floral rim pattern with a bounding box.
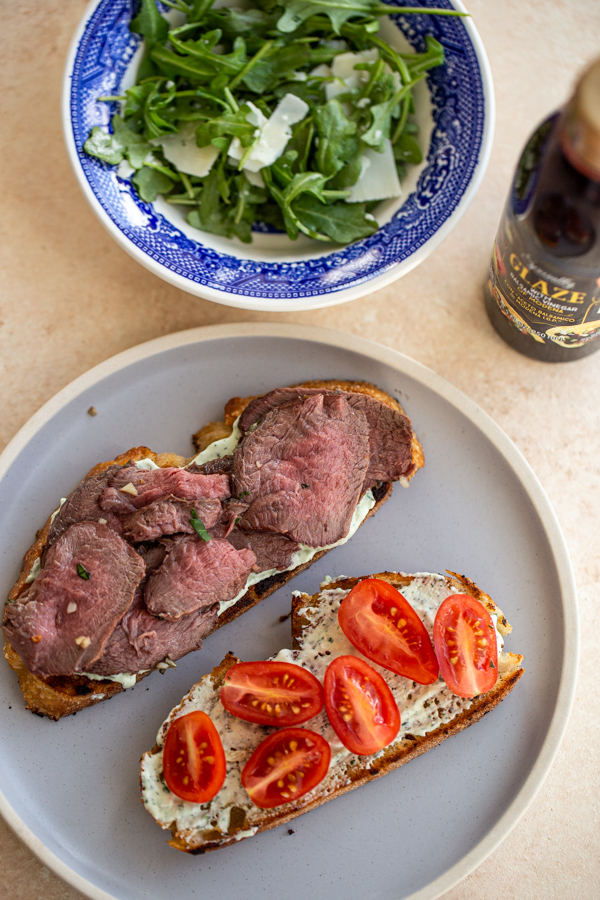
[68,0,486,301]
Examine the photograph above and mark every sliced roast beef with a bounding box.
[238,387,306,433]
[238,386,414,488]
[99,468,230,516]
[144,537,256,621]
[214,500,249,538]
[137,542,168,574]
[122,497,221,542]
[186,456,234,476]
[2,523,145,678]
[344,392,414,485]
[233,392,369,547]
[227,529,299,572]
[86,593,219,675]
[47,464,126,547]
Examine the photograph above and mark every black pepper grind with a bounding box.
[484,57,600,361]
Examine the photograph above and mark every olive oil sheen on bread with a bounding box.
[485,57,600,361]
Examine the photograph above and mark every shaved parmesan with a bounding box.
[244,169,265,188]
[229,94,309,173]
[347,139,402,203]
[325,49,378,100]
[152,122,219,178]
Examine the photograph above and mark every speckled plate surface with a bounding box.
[62,0,494,310]
[0,324,577,900]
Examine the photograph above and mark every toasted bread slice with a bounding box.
[140,572,524,853]
[4,381,422,720]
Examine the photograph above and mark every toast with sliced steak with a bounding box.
[140,571,524,853]
[3,381,423,720]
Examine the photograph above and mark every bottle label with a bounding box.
[488,223,600,349]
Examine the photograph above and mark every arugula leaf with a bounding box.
[327,148,363,188]
[262,167,301,239]
[206,7,271,38]
[83,127,124,166]
[277,0,387,34]
[393,130,422,164]
[286,117,314,172]
[150,45,218,81]
[291,194,377,242]
[84,116,152,168]
[187,168,256,241]
[190,508,212,541]
[271,149,299,188]
[131,0,169,47]
[133,165,174,201]
[278,1,466,34]
[188,0,218,22]
[361,95,396,151]
[194,105,257,148]
[168,33,247,77]
[240,41,311,93]
[112,115,153,168]
[123,83,155,127]
[314,99,357,177]
[283,171,329,204]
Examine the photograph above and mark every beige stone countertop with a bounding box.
[1,0,599,897]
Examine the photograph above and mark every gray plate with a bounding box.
[0,324,578,900]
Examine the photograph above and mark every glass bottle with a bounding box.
[484,57,600,361]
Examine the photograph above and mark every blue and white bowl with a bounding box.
[63,0,494,311]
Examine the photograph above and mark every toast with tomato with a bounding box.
[140,571,524,853]
[3,381,423,720]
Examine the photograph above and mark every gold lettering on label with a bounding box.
[551,289,569,300]
[531,280,549,295]
[570,291,586,303]
[509,253,522,273]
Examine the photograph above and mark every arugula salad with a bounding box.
[84,0,460,245]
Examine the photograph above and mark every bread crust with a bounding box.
[4,382,422,720]
[142,572,523,853]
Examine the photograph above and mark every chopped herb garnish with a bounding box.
[301,483,310,489]
[489,661,496,669]
[77,563,90,580]
[239,491,250,497]
[235,517,242,524]
[190,508,211,542]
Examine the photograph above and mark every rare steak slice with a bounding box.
[99,468,230,516]
[344,393,414,486]
[233,392,369,547]
[238,386,414,488]
[186,456,234,476]
[2,523,145,678]
[227,529,299,572]
[87,594,219,675]
[122,497,222,542]
[144,537,256,621]
[47,464,125,547]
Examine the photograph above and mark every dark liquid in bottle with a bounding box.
[485,114,600,361]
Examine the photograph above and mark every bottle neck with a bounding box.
[560,100,600,184]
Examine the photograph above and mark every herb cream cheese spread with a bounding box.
[140,574,506,841]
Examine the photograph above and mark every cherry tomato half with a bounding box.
[241,727,331,809]
[220,661,324,726]
[163,710,226,803]
[324,655,400,756]
[433,594,499,698]
[338,578,439,684]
